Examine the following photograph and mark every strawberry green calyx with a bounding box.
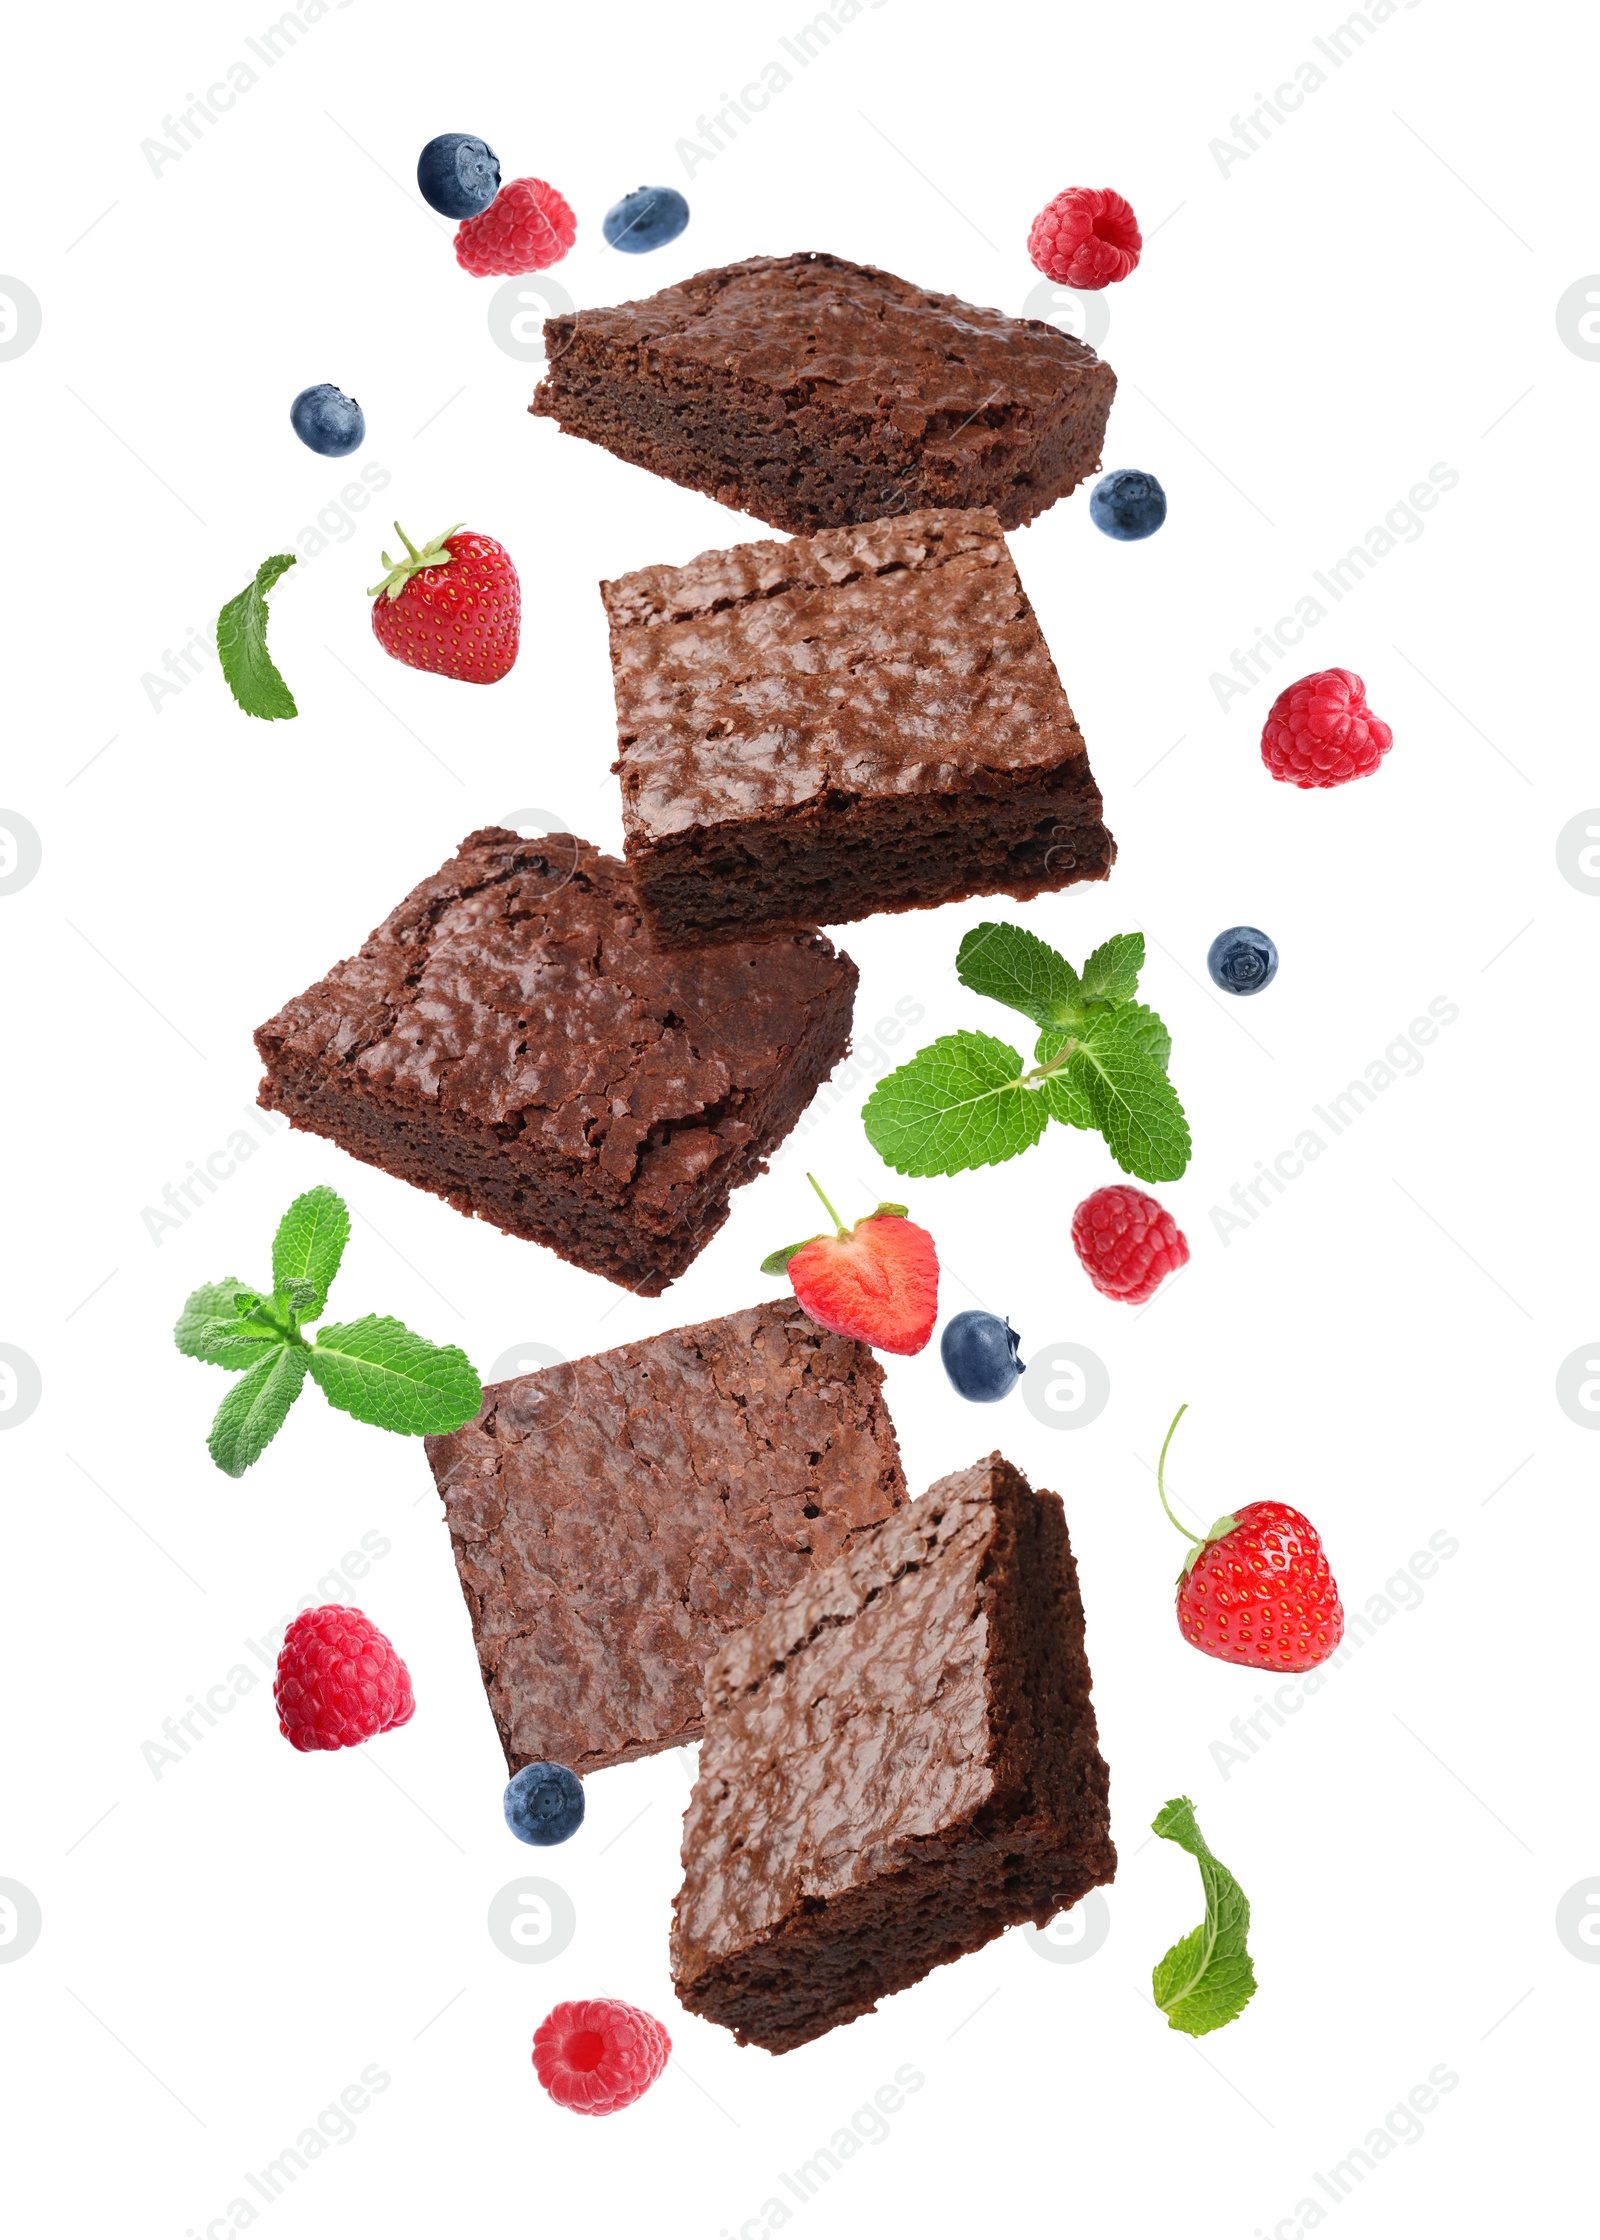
[367,521,466,602]
[758,1175,910,1275]
[1157,1404,1240,1581]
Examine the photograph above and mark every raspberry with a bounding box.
[1027,187,1141,289]
[1071,1185,1188,1305]
[454,177,576,278]
[533,1999,671,2116]
[273,1606,414,1753]
[1260,668,1392,789]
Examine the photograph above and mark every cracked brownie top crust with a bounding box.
[531,252,1116,534]
[671,1452,1116,2050]
[604,507,1098,844]
[423,1297,908,1775]
[253,828,857,1289]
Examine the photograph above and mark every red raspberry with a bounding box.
[1260,668,1392,789]
[1027,187,1142,289]
[1071,1185,1188,1305]
[533,1999,671,2116]
[455,177,576,278]
[274,1606,414,1753]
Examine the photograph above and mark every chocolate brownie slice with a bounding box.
[531,251,1115,535]
[424,1298,907,1776]
[671,1454,1115,2052]
[254,828,855,1295]
[604,507,1114,946]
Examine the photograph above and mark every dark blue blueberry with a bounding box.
[1207,925,1279,996]
[1089,468,1168,541]
[504,1761,585,1847]
[416,133,501,220]
[940,1311,1024,1403]
[602,185,690,253]
[289,382,364,458]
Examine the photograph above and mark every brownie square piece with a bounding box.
[254,828,855,1296]
[671,1453,1115,2052]
[424,1298,907,1776]
[604,507,1114,946]
[531,251,1115,535]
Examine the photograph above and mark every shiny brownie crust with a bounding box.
[530,251,1115,535]
[604,508,1114,946]
[253,828,856,1294]
[424,1298,907,1775]
[671,1454,1116,2052]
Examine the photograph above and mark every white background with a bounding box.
[1,2,1594,2233]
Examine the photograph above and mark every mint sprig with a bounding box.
[217,551,298,720]
[175,1184,481,1476]
[1150,1796,1257,2037]
[862,924,1191,1184]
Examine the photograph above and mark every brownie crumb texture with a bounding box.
[671,1453,1116,2051]
[424,1298,908,1776]
[253,828,856,1294]
[532,251,1116,536]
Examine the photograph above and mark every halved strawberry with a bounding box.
[761,1175,939,1356]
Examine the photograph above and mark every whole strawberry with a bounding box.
[1158,1407,1344,1673]
[274,1604,415,1752]
[368,522,520,684]
[762,1174,938,1355]
[1261,667,1392,789]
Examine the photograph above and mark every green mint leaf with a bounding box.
[1080,931,1144,1005]
[1067,1009,1192,1182]
[1033,1032,1096,1132]
[270,1184,348,1316]
[175,1279,281,1370]
[1105,999,1172,1071]
[956,921,1081,1029]
[1150,1796,1257,2037]
[760,1235,823,1276]
[308,1315,482,1436]
[207,1344,307,1477]
[217,552,298,721]
[863,1030,1047,1177]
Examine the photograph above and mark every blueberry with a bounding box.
[1089,468,1167,541]
[289,383,364,458]
[504,1762,585,1847]
[940,1311,1024,1403]
[416,133,501,220]
[602,185,690,253]
[1207,925,1279,996]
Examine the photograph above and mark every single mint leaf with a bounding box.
[308,1315,482,1436]
[760,1234,823,1276]
[956,921,1081,1029]
[1079,931,1144,1005]
[217,552,298,721]
[862,1031,1047,1177]
[1068,1009,1192,1182]
[175,1279,281,1370]
[270,1184,348,1316]
[1150,1796,1257,2037]
[207,1345,307,1477]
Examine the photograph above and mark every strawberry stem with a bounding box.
[805,1173,848,1237]
[1157,1404,1203,1545]
[366,521,466,601]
